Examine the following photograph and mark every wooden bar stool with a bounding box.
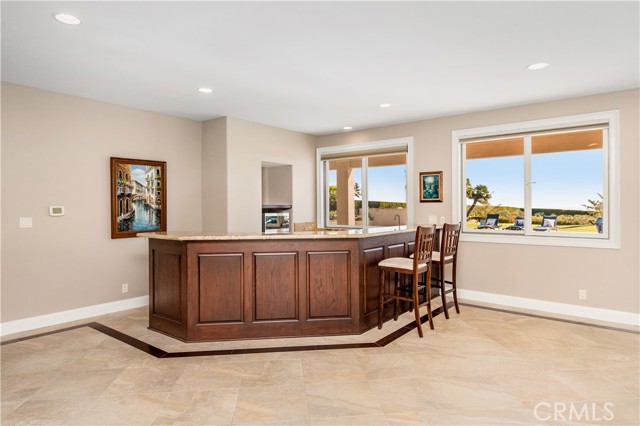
[432,222,462,319]
[377,225,437,337]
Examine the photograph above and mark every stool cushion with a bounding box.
[379,257,426,271]
[432,251,454,263]
[410,251,453,263]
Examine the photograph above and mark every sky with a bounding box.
[466,149,603,210]
[131,165,148,185]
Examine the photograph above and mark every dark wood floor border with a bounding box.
[160,305,451,358]
[0,305,448,356]
[3,302,636,358]
[460,302,640,335]
[84,305,449,358]
[87,322,169,358]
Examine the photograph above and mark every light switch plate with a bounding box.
[19,217,33,228]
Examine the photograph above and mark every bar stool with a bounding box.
[377,225,437,337]
[432,222,462,318]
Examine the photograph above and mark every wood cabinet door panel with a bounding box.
[198,253,244,323]
[152,252,181,322]
[362,246,384,315]
[307,251,351,319]
[387,243,405,258]
[253,252,298,322]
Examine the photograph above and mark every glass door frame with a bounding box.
[316,137,414,229]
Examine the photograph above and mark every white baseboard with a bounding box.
[457,289,640,326]
[1,296,149,337]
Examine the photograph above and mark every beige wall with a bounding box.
[201,117,228,233]
[369,208,407,227]
[319,89,640,314]
[226,117,316,234]
[262,165,293,206]
[1,83,203,322]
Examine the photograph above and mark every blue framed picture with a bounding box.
[419,171,442,203]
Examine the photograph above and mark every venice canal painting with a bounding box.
[111,157,166,238]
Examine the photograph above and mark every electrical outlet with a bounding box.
[122,283,128,294]
[578,289,587,300]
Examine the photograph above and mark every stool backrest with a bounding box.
[440,222,462,258]
[413,225,437,269]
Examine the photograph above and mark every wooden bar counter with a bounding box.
[140,227,416,342]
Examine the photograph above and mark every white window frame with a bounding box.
[316,137,414,229]
[452,111,619,249]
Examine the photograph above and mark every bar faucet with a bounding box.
[394,213,401,229]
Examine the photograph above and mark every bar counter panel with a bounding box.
[144,229,415,342]
[253,252,298,322]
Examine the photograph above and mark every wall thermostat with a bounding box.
[49,206,65,216]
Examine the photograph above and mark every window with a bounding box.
[453,111,619,248]
[317,138,413,229]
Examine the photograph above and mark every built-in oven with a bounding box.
[262,205,292,233]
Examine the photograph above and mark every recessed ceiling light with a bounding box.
[54,13,82,25]
[379,103,392,108]
[343,126,353,131]
[198,88,213,94]
[527,62,549,71]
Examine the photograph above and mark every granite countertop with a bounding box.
[138,226,416,241]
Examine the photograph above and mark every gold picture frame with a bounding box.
[419,171,443,203]
[110,157,166,238]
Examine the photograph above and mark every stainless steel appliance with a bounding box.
[262,205,292,233]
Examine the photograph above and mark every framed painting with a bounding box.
[419,171,443,203]
[110,157,166,238]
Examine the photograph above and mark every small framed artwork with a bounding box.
[419,171,443,203]
[110,157,166,239]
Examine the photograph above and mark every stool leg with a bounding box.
[414,272,424,308]
[439,262,449,320]
[378,268,385,329]
[425,269,434,330]
[408,273,414,313]
[393,272,400,321]
[452,260,460,314]
[413,272,423,338]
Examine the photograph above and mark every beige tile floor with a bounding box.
[1,302,638,425]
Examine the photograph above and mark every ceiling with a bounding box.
[2,1,638,136]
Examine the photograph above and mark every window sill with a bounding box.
[460,232,619,249]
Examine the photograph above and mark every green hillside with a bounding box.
[467,205,597,225]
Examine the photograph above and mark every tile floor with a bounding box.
[1,302,638,425]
